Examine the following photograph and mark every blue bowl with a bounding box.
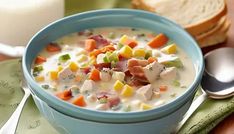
[22,9,204,134]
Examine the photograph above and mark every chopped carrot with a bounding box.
[72,95,86,107]
[147,33,168,48]
[89,45,115,57]
[100,44,115,53]
[46,43,61,52]
[85,39,97,51]
[89,49,102,57]
[127,41,137,48]
[147,57,157,63]
[56,90,72,101]
[35,56,46,64]
[89,68,100,81]
[159,85,168,92]
[75,75,81,82]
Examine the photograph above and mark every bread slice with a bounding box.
[195,16,227,40]
[132,0,227,36]
[196,18,231,47]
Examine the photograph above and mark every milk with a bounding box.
[0,0,64,46]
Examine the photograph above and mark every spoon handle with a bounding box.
[175,93,207,133]
[0,91,31,134]
[0,43,25,57]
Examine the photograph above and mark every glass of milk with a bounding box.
[0,0,64,47]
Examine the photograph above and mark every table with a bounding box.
[0,0,233,133]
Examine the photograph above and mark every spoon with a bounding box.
[176,47,234,132]
[0,43,25,57]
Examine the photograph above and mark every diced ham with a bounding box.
[127,58,149,82]
[80,80,97,94]
[94,63,111,70]
[128,77,148,86]
[108,96,120,107]
[143,61,165,83]
[89,35,109,47]
[136,84,153,101]
[115,60,128,72]
[58,67,75,82]
[160,67,177,80]
[95,91,120,108]
[82,67,90,74]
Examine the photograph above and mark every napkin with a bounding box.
[0,59,57,134]
[65,1,234,133]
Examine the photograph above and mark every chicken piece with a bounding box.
[136,84,153,101]
[160,67,177,80]
[143,61,165,83]
[80,80,97,94]
[87,94,97,103]
[96,103,109,111]
[128,58,148,67]
[58,67,75,82]
[100,68,112,82]
[112,71,125,81]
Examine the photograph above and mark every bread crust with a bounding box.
[196,19,231,47]
[195,16,227,40]
[132,0,227,36]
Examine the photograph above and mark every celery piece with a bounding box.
[109,52,119,62]
[145,50,152,59]
[108,32,116,39]
[162,57,183,68]
[103,56,110,63]
[59,54,71,62]
[41,84,49,90]
[99,98,108,104]
[33,65,43,76]
[122,105,131,112]
[173,80,181,87]
[117,43,124,50]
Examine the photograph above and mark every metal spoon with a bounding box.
[176,47,234,133]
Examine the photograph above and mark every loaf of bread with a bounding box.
[132,0,229,47]
[197,17,231,47]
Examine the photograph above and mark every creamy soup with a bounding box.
[31,27,195,112]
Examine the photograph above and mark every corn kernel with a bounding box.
[121,84,134,97]
[113,80,124,92]
[161,44,177,54]
[119,45,133,58]
[35,76,45,82]
[57,66,63,72]
[69,61,79,72]
[119,35,128,44]
[76,50,87,56]
[77,54,88,62]
[88,56,96,65]
[140,103,153,110]
[119,35,137,48]
[50,71,58,80]
[133,49,146,57]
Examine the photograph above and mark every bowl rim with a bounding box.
[22,9,204,123]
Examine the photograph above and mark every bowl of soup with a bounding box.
[22,9,204,134]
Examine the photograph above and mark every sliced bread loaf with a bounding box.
[132,0,227,36]
[197,18,230,47]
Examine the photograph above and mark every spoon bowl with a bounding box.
[201,47,234,98]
